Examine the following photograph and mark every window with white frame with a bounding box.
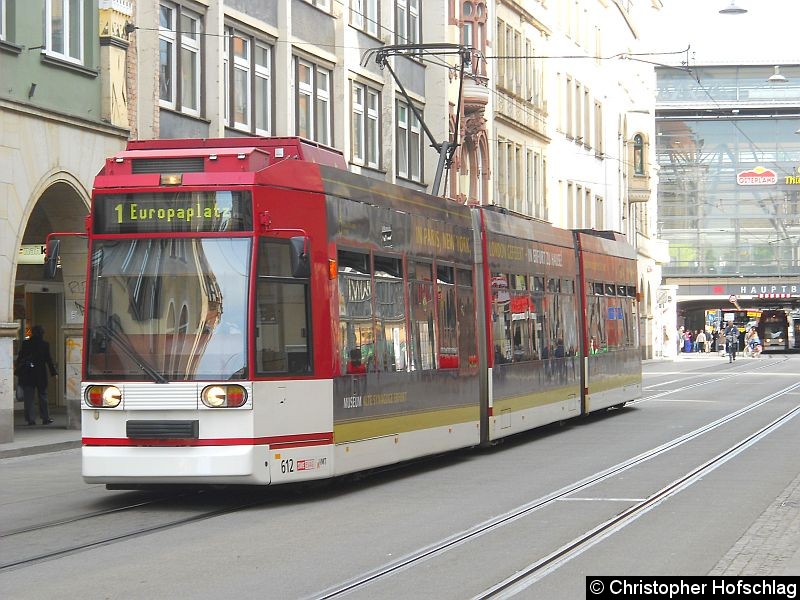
[316,68,331,145]
[633,134,645,175]
[396,101,422,182]
[460,1,486,76]
[294,57,332,146]
[525,149,534,216]
[528,41,544,109]
[0,0,6,41]
[351,81,380,169]
[496,139,507,205]
[255,43,272,135]
[232,34,251,129]
[159,3,203,115]
[396,0,420,45]
[583,87,591,148]
[397,103,408,177]
[159,5,176,105]
[224,28,273,135]
[351,0,378,37]
[594,100,604,157]
[496,20,505,87]
[565,75,573,138]
[46,0,84,63]
[574,82,582,142]
[180,11,200,114]
[304,0,331,11]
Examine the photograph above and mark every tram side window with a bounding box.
[560,279,578,356]
[410,261,437,370]
[509,274,534,362]
[374,254,408,372]
[338,250,374,374]
[546,277,566,358]
[617,285,636,349]
[606,283,627,350]
[530,275,547,360]
[587,282,606,354]
[456,268,477,369]
[255,239,312,374]
[491,273,511,364]
[437,265,458,368]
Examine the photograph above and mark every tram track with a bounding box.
[307,375,800,599]
[475,399,800,599]
[3,360,795,584]
[0,489,202,538]
[638,355,789,401]
[0,492,272,572]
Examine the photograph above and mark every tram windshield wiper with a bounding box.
[97,324,168,384]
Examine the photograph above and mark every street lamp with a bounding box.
[719,1,747,14]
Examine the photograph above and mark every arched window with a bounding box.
[460,1,486,75]
[633,134,644,176]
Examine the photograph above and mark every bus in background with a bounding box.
[758,310,790,351]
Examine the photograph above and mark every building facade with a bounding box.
[0,0,131,442]
[1,0,668,440]
[656,63,800,331]
[488,0,669,358]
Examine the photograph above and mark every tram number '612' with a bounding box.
[281,459,294,474]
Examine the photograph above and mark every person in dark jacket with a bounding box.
[15,325,57,425]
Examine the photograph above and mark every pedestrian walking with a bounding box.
[696,329,707,353]
[15,325,58,425]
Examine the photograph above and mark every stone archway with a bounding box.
[13,175,89,432]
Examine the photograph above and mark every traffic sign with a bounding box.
[729,294,737,303]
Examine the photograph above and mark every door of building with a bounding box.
[26,292,64,408]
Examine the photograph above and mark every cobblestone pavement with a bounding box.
[709,471,800,575]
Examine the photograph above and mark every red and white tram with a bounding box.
[61,137,640,487]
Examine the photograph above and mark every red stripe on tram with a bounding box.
[82,432,334,449]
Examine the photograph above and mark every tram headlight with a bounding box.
[85,385,121,408]
[201,385,247,408]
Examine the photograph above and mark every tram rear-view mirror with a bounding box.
[43,239,60,280]
[290,236,310,279]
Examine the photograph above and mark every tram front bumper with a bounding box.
[82,444,271,485]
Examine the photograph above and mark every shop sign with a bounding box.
[736,166,776,186]
[784,166,800,185]
[18,244,46,265]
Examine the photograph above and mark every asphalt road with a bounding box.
[1,354,798,599]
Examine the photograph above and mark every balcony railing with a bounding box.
[495,90,547,138]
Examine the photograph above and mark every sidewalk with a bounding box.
[0,408,81,459]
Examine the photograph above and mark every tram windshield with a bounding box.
[85,238,250,381]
